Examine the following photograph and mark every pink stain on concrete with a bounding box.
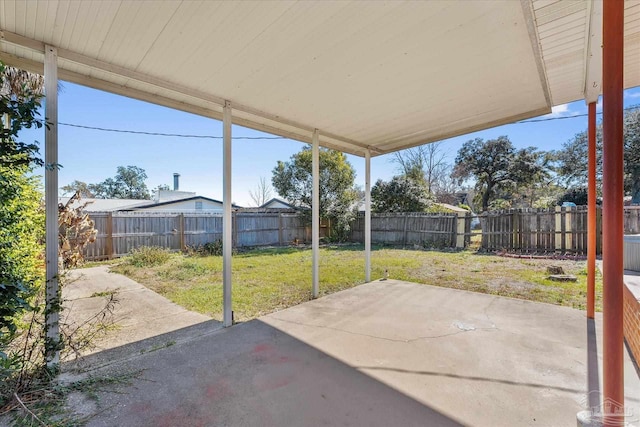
[154,407,208,427]
[206,377,232,400]
[252,342,296,364]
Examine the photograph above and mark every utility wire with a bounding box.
[58,105,639,139]
[58,122,287,139]
[517,106,637,123]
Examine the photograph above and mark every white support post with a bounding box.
[364,149,371,282]
[222,101,233,327]
[44,45,59,366]
[312,129,320,298]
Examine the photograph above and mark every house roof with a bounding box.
[259,198,298,210]
[131,196,242,210]
[2,1,638,157]
[58,197,149,212]
[59,196,242,211]
[435,203,468,213]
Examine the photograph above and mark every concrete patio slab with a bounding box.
[73,279,640,427]
[62,266,213,355]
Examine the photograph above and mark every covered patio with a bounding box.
[2,1,640,424]
[69,280,639,426]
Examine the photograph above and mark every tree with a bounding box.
[452,136,547,211]
[503,147,553,208]
[392,142,448,193]
[371,176,434,212]
[248,177,273,207]
[1,64,46,170]
[89,166,151,199]
[554,128,602,189]
[272,147,358,240]
[61,180,94,198]
[553,106,640,201]
[624,107,640,203]
[431,165,464,205]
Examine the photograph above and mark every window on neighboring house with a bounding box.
[195,201,203,210]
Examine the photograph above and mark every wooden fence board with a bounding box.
[350,212,470,248]
[81,206,637,260]
[478,206,639,255]
[82,211,308,260]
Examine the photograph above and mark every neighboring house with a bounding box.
[155,189,197,202]
[133,196,241,212]
[259,198,299,210]
[58,197,150,212]
[60,173,241,213]
[58,195,241,213]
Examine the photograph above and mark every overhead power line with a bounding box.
[58,122,287,140]
[58,105,638,139]
[517,106,637,123]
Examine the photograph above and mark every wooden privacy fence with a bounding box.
[351,212,471,248]
[480,206,640,255]
[83,211,311,260]
[83,206,640,259]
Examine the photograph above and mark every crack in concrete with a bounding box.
[267,315,496,344]
[483,297,498,328]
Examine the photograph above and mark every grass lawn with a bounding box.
[110,245,602,322]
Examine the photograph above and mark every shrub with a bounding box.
[200,240,223,256]
[126,246,171,267]
[1,61,47,383]
[187,240,232,257]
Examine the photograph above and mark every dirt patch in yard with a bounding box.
[400,252,596,309]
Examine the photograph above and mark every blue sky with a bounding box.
[20,82,640,207]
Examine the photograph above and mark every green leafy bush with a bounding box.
[0,169,44,350]
[126,246,171,267]
[1,61,46,380]
[188,240,225,256]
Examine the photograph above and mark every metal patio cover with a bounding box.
[0,0,639,156]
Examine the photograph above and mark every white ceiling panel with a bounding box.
[1,0,639,156]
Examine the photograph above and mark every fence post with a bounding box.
[179,213,185,251]
[555,206,562,252]
[278,213,283,246]
[456,212,466,248]
[402,214,409,247]
[512,210,519,251]
[106,212,114,259]
[232,211,238,248]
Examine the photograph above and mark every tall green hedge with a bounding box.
[0,61,46,361]
[0,165,44,353]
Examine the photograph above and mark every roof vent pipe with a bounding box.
[173,173,180,191]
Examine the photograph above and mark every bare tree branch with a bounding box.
[392,142,450,193]
[248,177,273,207]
